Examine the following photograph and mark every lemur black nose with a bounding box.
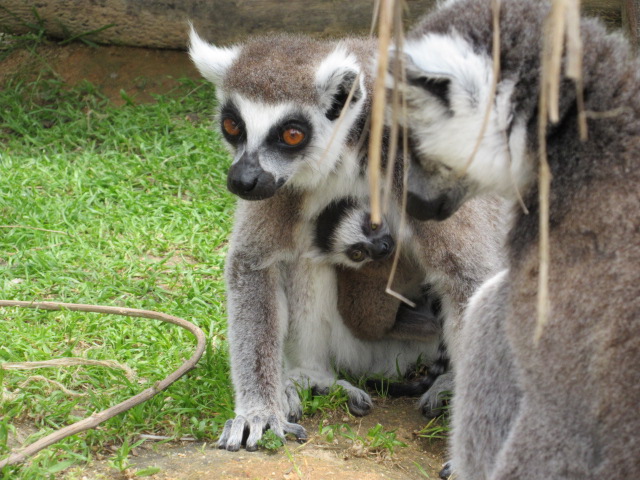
[370,235,395,260]
[227,153,279,200]
[406,191,455,221]
[228,174,258,195]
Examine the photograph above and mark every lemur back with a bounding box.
[396,0,640,477]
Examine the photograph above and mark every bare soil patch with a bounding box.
[1,40,200,104]
[62,397,447,480]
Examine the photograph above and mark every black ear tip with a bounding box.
[324,69,361,121]
[341,69,357,85]
[408,75,452,111]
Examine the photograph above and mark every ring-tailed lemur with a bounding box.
[189,27,506,452]
[312,196,452,412]
[395,0,640,478]
[312,197,396,269]
[312,197,441,341]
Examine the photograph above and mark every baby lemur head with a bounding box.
[313,197,395,269]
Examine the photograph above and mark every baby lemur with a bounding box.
[311,196,440,340]
[312,197,451,413]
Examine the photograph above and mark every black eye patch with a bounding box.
[220,103,245,145]
[266,115,313,152]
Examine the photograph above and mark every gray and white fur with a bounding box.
[397,0,640,478]
[312,196,443,340]
[312,196,453,410]
[189,27,507,452]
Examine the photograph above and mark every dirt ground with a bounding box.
[2,40,449,479]
[63,397,447,480]
[0,40,201,104]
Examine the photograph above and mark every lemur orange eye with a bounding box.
[282,128,305,146]
[223,118,241,136]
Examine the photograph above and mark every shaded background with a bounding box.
[1,0,638,49]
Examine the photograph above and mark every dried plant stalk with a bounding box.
[535,4,555,342]
[385,53,416,309]
[381,0,404,215]
[0,225,69,235]
[565,0,587,139]
[371,0,415,307]
[545,0,566,123]
[17,376,84,397]
[368,0,395,226]
[461,0,502,174]
[3,358,137,381]
[535,0,585,340]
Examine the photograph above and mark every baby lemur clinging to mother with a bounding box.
[311,196,441,342]
[311,197,452,413]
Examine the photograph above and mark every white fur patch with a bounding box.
[315,45,362,110]
[188,25,240,87]
[332,208,367,248]
[403,32,492,108]
[402,32,530,197]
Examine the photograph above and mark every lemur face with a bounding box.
[189,28,369,200]
[388,33,527,220]
[313,198,395,269]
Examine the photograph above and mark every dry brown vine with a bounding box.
[0,300,206,469]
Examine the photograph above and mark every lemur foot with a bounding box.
[439,460,454,479]
[336,380,373,416]
[312,379,373,416]
[419,372,453,417]
[284,382,303,422]
[217,412,307,452]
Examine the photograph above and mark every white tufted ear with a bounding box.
[401,33,493,114]
[315,46,364,121]
[386,48,457,110]
[188,24,240,86]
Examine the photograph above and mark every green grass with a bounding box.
[0,64,236,478]
[319,422,407,457]
[416,410,451,442]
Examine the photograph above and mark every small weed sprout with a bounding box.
[416,414,450,442]
[256,430,284,452]
[365,423,407,456]
[108,438,144,473]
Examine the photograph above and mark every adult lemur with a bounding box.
[189,28,506,451]
[395,0,640,478]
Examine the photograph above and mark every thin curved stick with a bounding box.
[0,300,207,468]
